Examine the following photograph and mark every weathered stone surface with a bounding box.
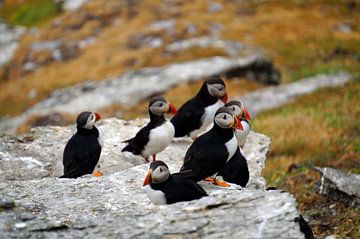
[0,118,305,238]
[238,72,352,117]
[315,167,360,207]
[0,54,279,134]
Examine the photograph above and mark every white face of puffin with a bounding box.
[149,99,177,116]
[226,101,251,121]
[215,112,241,129]
[83,112,101,129]
[143,162,170,185]
[207,83,226,98]
[229,104,243,119]
[150,165,170,183]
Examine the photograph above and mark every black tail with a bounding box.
[122,144,134,153]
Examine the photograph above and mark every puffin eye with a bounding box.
[223,114,227,120]
[159,102,163,107]
[159,167,163,172]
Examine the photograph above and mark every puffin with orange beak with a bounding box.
[61,111,103,178]
[225,100,251,148]
[171,75,228,139]
[175,107,242,187]
[122,96,177,162]
[143,161,207,205]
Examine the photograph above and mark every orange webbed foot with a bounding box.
[92,170,103,177]
[213,179,230,187]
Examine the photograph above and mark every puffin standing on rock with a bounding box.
[171,76,228,139]
[61,111,103,178]
[225,100,251,148]
[175,107,242,187]
[122,97,177,162]
[143,161,208,205]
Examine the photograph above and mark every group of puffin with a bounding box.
[61,75,252,205]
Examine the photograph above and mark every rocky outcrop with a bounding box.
[316,167,360,207]
[0,20,25,66]
[0,54,279,134]
[0,118,305,238]
[238,72,352,117]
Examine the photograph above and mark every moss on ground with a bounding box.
[0,0,61,26]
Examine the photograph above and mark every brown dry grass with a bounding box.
[254,78,360,238]
[1,0,359,117]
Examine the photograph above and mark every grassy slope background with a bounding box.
[1,0,359,238]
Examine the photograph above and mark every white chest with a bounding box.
[142,121,175,158]
[145,185,167,205]
[190,100,224,138]
[225,134,238,162]
[236,121,251,147]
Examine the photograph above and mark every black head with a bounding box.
[148,96,176,116]
[76,111,101,129]
[203,76,228,103]
[143,160,170,186]
[214,107,242,130]
[225,100,251,120]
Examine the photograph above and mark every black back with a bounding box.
[171,80,220,137]
[218,147,249,187]
[150,175,207,204]
[61,126,101,178]
[122,109,166,155]
[176,124,234,181]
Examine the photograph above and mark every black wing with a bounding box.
[218,148,249,187]
[62,134,101,178]
[171,99,205,137]
[177,131,229,181]
[121,125,150,155]
[161,175,208,204]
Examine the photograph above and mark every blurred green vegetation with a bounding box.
[0,0,61,26]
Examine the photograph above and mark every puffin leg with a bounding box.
[144,157,150,163]
[152,154,157,161]
[92,170,103,177]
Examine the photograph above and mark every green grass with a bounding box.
[0,0,61,26]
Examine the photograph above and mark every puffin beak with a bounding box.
[232,116,243,130]
[94,112,101,121]
[243,108,251,120]
[143,170,153,186]
[220,92,228,103]
[167,103,177,115]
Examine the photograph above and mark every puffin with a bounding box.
[171,76,228,139]
[225,100,251,148]
[122,96,176,162]
[60,111,102,178]
[175,107,242,187]
[143,161,208,205]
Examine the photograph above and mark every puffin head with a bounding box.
[225,100,251,120]
[149,96,176,116]
[76,111,101,130]
[143,161,170,186]
[205,76,228,103]
[214,107,243,130]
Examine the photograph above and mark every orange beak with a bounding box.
[143,170,152,186]
[220,92,228,103]
[94,112,101,121]
[243,108,251,120]
[232,116,243,130]
[167,103,177,115]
